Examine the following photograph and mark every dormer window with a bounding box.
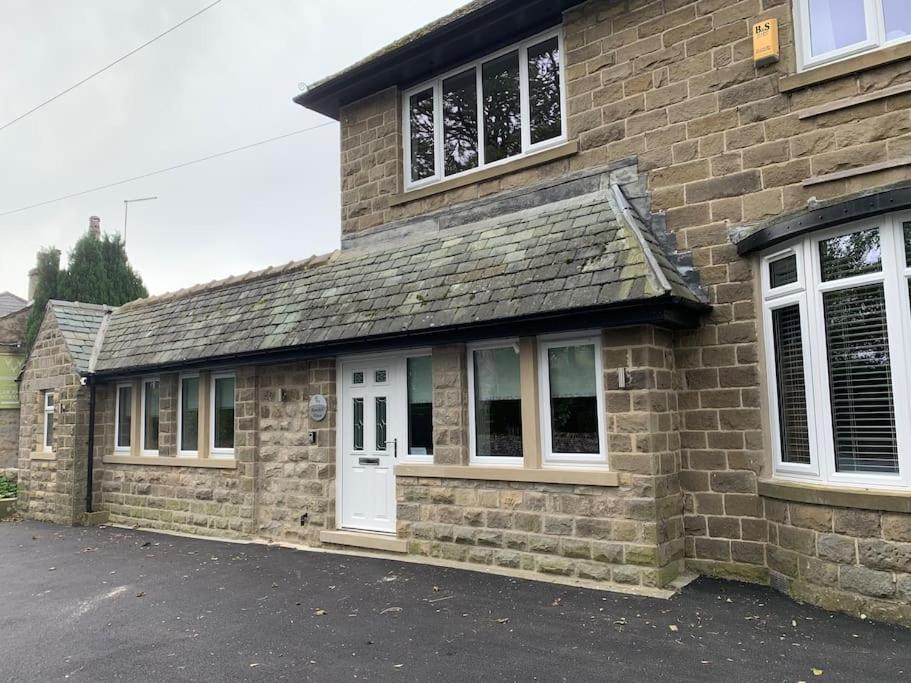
[403,28,566,190]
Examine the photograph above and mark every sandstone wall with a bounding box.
[16,311,89,524]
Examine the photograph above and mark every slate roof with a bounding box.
[49,301,112,374]
[91,192,701,375]
[0,292,27,317]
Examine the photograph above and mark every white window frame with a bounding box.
[177,372,200,457]
[403,352,434,463]
[402,26,567,192]
[537,333,608,468]
[210,371,236,459]
[761,213,911,489]
[467,339,524,466]
[139,377,160,456]
[42,391,55,454]
[794,0,911,71]
[113,383,133,453]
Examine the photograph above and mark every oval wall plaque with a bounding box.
[309,394,328,422]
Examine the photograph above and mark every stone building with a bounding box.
[16,0,911,625]
[0,292,29,474]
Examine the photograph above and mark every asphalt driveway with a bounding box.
[0,521,908,682]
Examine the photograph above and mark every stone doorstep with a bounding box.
[106,523,683,600]
[77,510,111,527]
[319,529,408,554]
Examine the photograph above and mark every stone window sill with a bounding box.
[780,42,911,94]
[395,463,619,487]
[389,141,579,208]
[30,451,55,461]
[102,455,237,470]
[758,479,911,514]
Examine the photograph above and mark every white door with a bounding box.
[339,358,403,534]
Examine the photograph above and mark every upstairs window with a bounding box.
[403,29,565,190]
[796,0,911,69]
[761,213,911,489]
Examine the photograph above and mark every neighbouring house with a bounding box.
[16,0,911,625]
[0,292,29,475]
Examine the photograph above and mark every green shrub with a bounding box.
[0,477,17,499]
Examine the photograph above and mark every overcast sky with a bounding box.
[0,0,467,300]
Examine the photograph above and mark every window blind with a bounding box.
[822,284,899,473]
[769,255,798,288]
[772,305,811,464]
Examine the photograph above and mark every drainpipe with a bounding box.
[85,377,97,514]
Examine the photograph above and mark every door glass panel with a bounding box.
[903,222,911,267]
[375,370,387,383]
[482,50,521,164]
[407,356,433,456]
[443,68,479,176]
[883,0,911,42]
[808,0,868,57]
[409,87,436,182]
[819,228,882,281]
[353,371,364,385]
[528,36,562,144]
[353,397,364,451]
[376,397,387,451]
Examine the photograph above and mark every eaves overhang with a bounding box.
[294,0,589,120]
[89,297,708,382]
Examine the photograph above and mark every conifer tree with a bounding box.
[25,230,148,350]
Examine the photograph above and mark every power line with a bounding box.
[0,122,335,217]
[0,0,225,133]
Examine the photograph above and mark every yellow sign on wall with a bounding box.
[0,353,23,409]
[753,18,780,67]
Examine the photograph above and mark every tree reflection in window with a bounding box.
[483,51,521,163]
[409,88,435,182]
[528,37,562,145]
[443,69,479,176]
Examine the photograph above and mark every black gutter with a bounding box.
[737,183,911,256]
[90,297,709,382]
[85,377,97,514]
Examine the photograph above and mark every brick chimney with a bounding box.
[89,215,101,237]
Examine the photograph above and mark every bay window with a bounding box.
[404,28,565,190]
[795,0,911,69]
[468,342,523,463]
[761,213,911,488]
[539,336,606,465]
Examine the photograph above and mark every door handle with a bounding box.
[385,439,398,458]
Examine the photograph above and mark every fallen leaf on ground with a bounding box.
[135,592,145,598]
[314,609,327,616]
[495,617,509,624]
[668,625,679,632]
[812,668,824,676]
